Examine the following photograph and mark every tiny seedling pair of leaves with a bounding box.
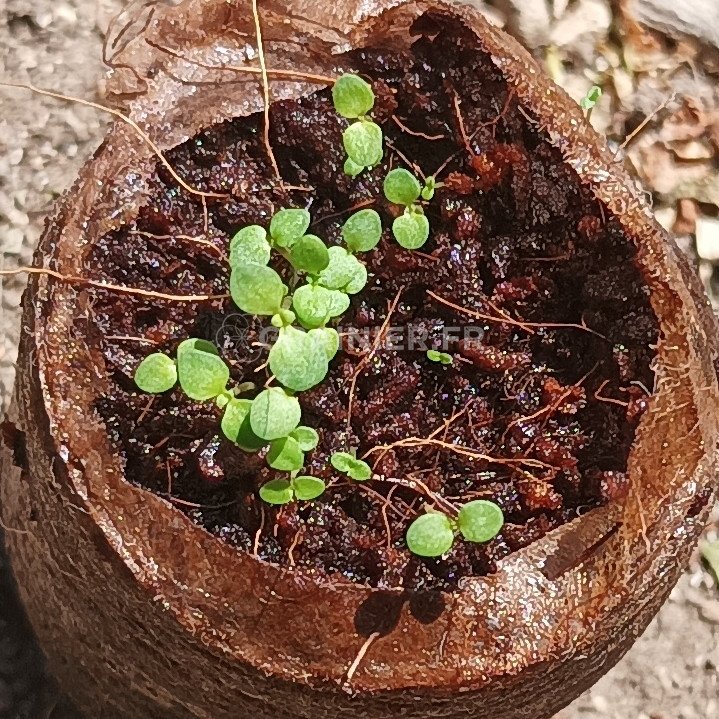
[330,451,372,481]
[259,475,327,505]
[406,500,504,558]
[231,209,320,265]
[383,168,431,250]
[333,73,383,175]
[427,349,453,365]
[268,325,339,392]
[134,339,230,402]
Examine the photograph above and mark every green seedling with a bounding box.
[332,73,383,174]
[330,451,373,481]
[383,168,431,249]
[426,349,453,365]
[580,84,603,117]
[406,500,505,557]
[259,475,327,505]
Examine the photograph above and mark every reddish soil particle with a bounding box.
[89,16,658,592]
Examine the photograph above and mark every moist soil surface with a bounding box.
[91,16,658,592]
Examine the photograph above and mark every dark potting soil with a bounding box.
[90,16,658,592]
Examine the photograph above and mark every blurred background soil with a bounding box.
[1,0,718,717]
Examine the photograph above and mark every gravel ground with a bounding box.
[1,0,718,717]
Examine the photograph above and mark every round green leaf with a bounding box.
[269,326,329,392]
[176,338,229,401]
[392,212,430,250]
[457,500,504,543]
[134,353,177,394]
[289,235,330,274]
[230,263,287,315]
[290,426,319,452]
[317,246,367,294]
[406,513,455,558]
[292,475,326,501]
[250,387,301,440]
[343,120,383,168]
[292,284,345,329]
[344,157,364,177]
[347,459,372,481]
[221,398,267,452]
[342,209,382,253]
[330,451,354,473]
[229,225,271,268]
[332,74,375,119]
[384,168,422,206]
[308,327,340,361]
[259,479,294,506]
[267,436,304,472]
[270,208,311,248]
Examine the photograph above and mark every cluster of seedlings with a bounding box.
[133,73,505,558]
[91,20,658,589]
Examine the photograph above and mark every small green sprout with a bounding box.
[259,475,327,505]
[332,74,375,119]
[249,387,301,441]
[134,353,177,393]
[342,209,383,253]
[176,338,230,401]
[426,349,453,365]
[383,168,431,249]
[421,175,439,201]
[580,85,602,116]
[406,500,504,557]
[332,73,383,175]
[330,451,373,481]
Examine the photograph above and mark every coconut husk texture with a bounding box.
[1,1,719,718]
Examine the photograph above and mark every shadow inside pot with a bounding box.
[354,591,446,637]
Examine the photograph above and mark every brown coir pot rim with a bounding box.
[2,1,719,718]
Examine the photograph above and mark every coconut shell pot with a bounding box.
[2,0,719,718]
